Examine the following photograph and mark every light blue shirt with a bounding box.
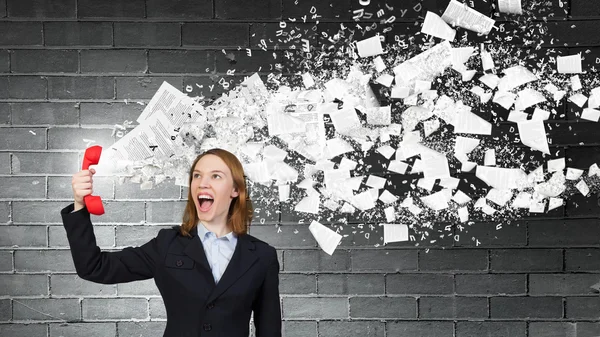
[197,223,238,284]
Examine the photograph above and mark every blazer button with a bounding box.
[206,302,215,309]
[176,260,183,267]
[203,323,212,331]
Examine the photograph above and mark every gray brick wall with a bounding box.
[1,0,599,337]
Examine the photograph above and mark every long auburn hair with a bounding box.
[179,148,253,237]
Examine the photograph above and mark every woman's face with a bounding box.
[190,154,239,227]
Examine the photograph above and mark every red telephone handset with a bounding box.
[82,146,105,215]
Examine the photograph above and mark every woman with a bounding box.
[61,148,282,337]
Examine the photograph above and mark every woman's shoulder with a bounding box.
[240,233,277,255]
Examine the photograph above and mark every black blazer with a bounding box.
[61,204,282,337]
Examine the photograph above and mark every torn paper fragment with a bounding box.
[493,91,517,110]
[267,110,306,136]
[340,203,355,213]
[295,195,320,214]
[453,110,492,135]
[423,119,440,138]
[529,200,546,213]
[498,0,522,14]
[324,78,350,100]
[384,206,396,222]
[571,75,582,91]
[484,149,496,166]
[366,175,386,189]
[278,185,290,202]
[392,41,452,86]
[375,74,394,87]
[514,88,546,111]
[422,11,456,41]
[391,85,411,99]
[452,190,472,205]
[569,93,588,108]
[441,0,495,34]
[591,281,600,293]
[557,54,582,74]
[547,158,566,172]
[421,189,453,211]
[414,80,432,93]
[479,74,500,90]
[497,66,538,92]
[507,110,528,123]
[417,178,436,191]
[388,160,409,174]
[457,207,469,222]
[548,197,563,211]
[535,171,566,197]
[402,106,434,131]
[512,192,532,208]
[532,108,551,121]
[480,47,495,71]
[356,35,384,58]
[471,86,492,103]
[576,180,590,196]
[383,224,409,244]
[411,159,423,174]
[439,177,460,189]
[422,153,451,179]
[309,221,342,255]
[379,190,398,204]
[377,145,395,159]
[482,204,496,215]
[325,138,354,159]
[451,47,475,72]
[461,161,477,172]
[589,163,600,177]
[566,168,584,180]
[329,106,361,135]
[486,188,513,207]
[476,166,529,189]
[367,106,392,125]
[518,119,549,154]
[461,70,476,81]
[582,108,600,122]
[373,56,386,72]
[302,73,315,88]
[528,165,545,183]
[339,157,357,171]
[455,136,480,155]
[351,190,377,210]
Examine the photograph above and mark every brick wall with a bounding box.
[1,0,600,336]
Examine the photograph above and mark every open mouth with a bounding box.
[197,194,214,212]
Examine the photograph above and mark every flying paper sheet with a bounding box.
[393,41,452,86]
[517,119,549,154]
[421,11,457,41]
[476,166,529,189]
[498,0,523,14]
[441,0,496,35]
[557,54,583,74]
[497,66,538,92]
[356,35,384,58]
[309,220,342,255]
[383,224,409,244]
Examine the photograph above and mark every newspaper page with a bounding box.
[441,0,495,35]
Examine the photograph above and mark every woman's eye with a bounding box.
[212,174,221,179]
[193,173,200,179]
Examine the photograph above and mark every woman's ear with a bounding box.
[231,187,239,198]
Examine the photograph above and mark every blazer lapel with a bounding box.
[182,226,216,288]
[207,233,258,303]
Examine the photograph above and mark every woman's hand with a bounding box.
[72,168,96,212]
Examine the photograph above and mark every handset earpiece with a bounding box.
[82,146,105,215]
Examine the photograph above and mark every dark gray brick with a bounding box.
[48,176,114,200]
[456,322,526,337]
[317,273,384,295]
[386,321,453,337]
[117,278,159,296]
[565,248,600,271]
[284,321,316,337]
[114,178,180,199]
[0,324,47,336]
[51,274,116,296]
[0,251,12,271]
[490,249,563,272]
[0,50,9,73]
[0,76,7,98]
[0,274,47,296]
[280,273,316,294]
[149,298,165,319]
[48,127,114,150]
[0,103,9,124]
[49,322,116,337]
[528,219,600,247]
[115,76,182,100]
[114,22,180,47]
[80,102,142,125]
[117,321,166,336]
[15,250,75,272]
[284,249,349,272]
[0,298,10,321]
[0,201,9,223]
[0,176,46,198]
[250,226,316,249]
[529,273,600,295]
[387,274,454,295]
[0,153,9,173]
[532,322,600,337]
[349,296,415,318]
[44,22,112,46]
[183,23,249,47]
[11,102,78,125]
[0,22,43,45]
[12,152,78,174]
[83,298,148,320]
[455,274,526,295]
[9,75,47,99]
[13,201,70,223]
[7,0,75,18]
[48,76,114,99]
[319,321,383,337]
[145,201,186,223]
[115,225,169,247]
[148,50,214,74]
[146,0,212,19]
[81,50,147,73]
[566,296,600,319]
[0,225,46,247]
[12,50,78,73]
[77,0,145,18]
[419,249,487,271]
[419,296,488,319]
[215,0,281,19]
[13,298,80,321]
[490,296,562,318]
[282,297,347,319]
[49,224,114,248]
[351,249,417,272]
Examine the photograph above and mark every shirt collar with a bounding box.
[197,222,237,242]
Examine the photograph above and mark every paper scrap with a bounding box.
[548,197,563,211]
[356,35,384,58]
[476,166,529,189]
[366,175,387,189]
[517,119,549,154]
[452,190,472,205]
[576,180,590,196]
[441,0,495,35]
[384,206,396,222]
[547,158,565,172]
[514,88,546,111]
[582,108,600,122]
[557,54,582,74]
[309,220,342,255]
[388,160,409,174]
[569,93,588,108]
[422,11,456,41]
[498,0,523,14]
[373,56,386,72]
[566,168,584,180]
[457,206,469,222]
[383,224,409,244]
[379,190,398,204]
[484,149,496,166]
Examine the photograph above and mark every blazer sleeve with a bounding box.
[252,247,282,337]
[61,203,160,284]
